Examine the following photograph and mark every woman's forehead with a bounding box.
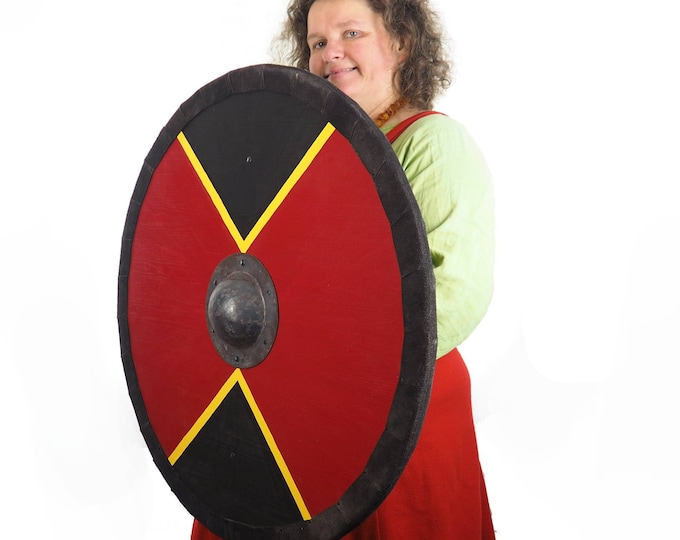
[307,0,380,29]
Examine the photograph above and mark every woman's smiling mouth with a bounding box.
[326,67,358,79]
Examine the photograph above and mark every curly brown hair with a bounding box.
[274,0,452,110]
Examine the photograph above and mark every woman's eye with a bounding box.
[346,30,359,38]
[312,40,326,49]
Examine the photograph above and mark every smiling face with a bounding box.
[307,0,405,119]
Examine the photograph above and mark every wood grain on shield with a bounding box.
[121,64,436,539]
[127,138,239,456]
[245,128,404,516]
[128,123,404,520]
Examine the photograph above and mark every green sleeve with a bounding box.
[386,115,495,358]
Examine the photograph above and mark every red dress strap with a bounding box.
[386,111,444,143]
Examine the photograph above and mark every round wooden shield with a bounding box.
[118,64,436,539]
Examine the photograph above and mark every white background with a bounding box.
[1,0,678,538]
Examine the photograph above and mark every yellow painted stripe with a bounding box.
[177,123,336,253]
[167,369,311,521]
[168,369,242,465]
[241,122,336,252]
[237,372,312,521]
[177,131,248,252]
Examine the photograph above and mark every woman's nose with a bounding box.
[322,39,343,61]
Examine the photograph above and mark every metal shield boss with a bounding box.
[118,65,436,539]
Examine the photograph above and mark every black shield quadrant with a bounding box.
[118,64,437,539]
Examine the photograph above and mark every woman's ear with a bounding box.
[397,37,410,63]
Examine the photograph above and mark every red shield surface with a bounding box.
[118,65,436,539]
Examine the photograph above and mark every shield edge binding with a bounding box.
[118,64,436,539]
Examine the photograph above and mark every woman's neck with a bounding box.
[377,104,425,128]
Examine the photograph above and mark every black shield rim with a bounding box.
[118,64,437,539]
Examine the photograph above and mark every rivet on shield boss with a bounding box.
[118,64,436,539]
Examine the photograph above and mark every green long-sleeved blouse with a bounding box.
[382,114,495,358]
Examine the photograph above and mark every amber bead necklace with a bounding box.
[374,97,409,127]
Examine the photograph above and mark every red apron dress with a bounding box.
[338,348,495,539]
